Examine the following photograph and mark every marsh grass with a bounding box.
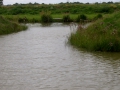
[40,11,53,23]
[0,16,27,35]
[2,14,104,23]
[76,14,87,22]
[69,12,120,52]
[62,13,72,22]
[3,15,41,23]
[93,14,103,20]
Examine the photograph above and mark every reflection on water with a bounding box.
[0,23,120,90]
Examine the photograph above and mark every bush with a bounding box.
[100,6,113,13]
[94,14,103,20]
[76,14,87,22]
[62,13,71,22]
[40,11,53,23]
[97,14,103,18]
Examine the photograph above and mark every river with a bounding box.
[0,23,120,90]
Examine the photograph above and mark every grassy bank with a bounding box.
[0,3,118,23]
[69,12,120,52]
[2,14,100,23]
[0,16,27,35]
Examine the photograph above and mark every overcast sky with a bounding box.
[3,0,119,5]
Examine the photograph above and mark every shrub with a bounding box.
[40,11,53,23]
[93,14,103,20]
[100,6,113,13]
[76,14,87,22]
[97,14,103,18]
[62,13,71,22]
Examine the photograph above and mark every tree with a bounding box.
[0,0,3,5]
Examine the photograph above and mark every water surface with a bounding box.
[0,23,120,90]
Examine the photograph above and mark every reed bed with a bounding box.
[69,12,120,52]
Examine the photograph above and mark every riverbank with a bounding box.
[69,11,120,52]
[0,16,27,35]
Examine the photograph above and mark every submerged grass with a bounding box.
[69,12,120,52]
[0,16,27,35]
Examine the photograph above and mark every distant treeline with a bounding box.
[0,3,120,15]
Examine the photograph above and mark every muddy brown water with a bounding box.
[0,23,120,90]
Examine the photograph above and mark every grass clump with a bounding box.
[40,11,53,23]
[76,14,87,22]
[0,16,27,35]
[69,12,120,52]
[62,13,71,22]
[93,13,103,20]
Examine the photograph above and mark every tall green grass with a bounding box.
[3,15,41,23]
[62,13,72,22]
[0,16,27,35]
[93,14,103,20]
[2,14,101,23]
[40,11,53,23]
[76,14,87,22]
[69,12,120,52]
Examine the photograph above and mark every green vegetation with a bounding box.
[0,2,120,23]
[1,2,120,51]
[3,15,41,23]
[76,14,87,22]
[2,14,97,23]
[0,16,27,35]
[63,13,71,22]
[93,13,103,20]
[0,3,117,15]
[41,11,53,23]
[69,12,120,52]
